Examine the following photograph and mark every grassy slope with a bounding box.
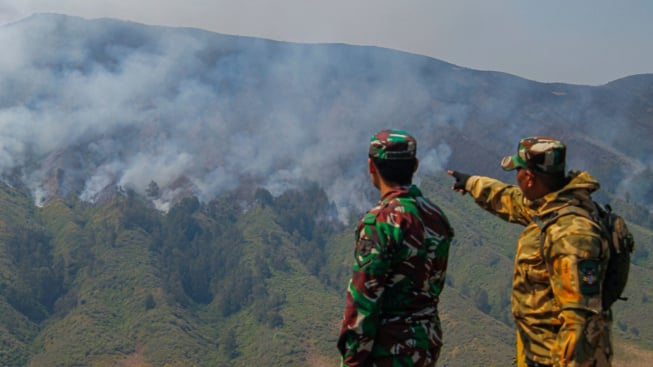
[29,198,220,366]
[218,205,343,367]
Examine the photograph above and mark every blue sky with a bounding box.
[1,0,652,85]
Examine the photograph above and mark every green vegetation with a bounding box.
[0,174,651,366]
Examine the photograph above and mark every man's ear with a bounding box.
[413,159,419,173]
[368,158,377,174]
[525,169,536,187]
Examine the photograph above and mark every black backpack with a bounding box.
[538,202,635,310]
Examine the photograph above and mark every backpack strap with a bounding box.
[537,205,595,265]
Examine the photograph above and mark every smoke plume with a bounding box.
[0,14,461,220]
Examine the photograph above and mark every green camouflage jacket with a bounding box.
[338,185,454,367]
[466,171,611,367]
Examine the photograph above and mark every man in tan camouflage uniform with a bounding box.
[448,137,612,367]
[338,129,454,367]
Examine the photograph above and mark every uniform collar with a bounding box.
[530,171,600,216]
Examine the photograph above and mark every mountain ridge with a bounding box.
[0,13,652,366]
[1,13,652,217]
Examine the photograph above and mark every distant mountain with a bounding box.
[0,13,652,367]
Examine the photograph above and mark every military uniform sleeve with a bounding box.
[337,212,397,366]
[545,216,606,366]
[466,176,531,226]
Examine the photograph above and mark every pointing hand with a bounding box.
[447,170,471,195]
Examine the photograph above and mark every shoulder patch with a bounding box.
[578,259,601,296]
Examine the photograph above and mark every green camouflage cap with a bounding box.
[501,136,566,173]
[369,129,417,160]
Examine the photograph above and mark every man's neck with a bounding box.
[379,181,407,199]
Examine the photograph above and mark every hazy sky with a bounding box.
[1,0,652,85]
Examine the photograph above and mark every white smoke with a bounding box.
[9,15,648,218]
[0,14,457,217]
[418,144,452,176]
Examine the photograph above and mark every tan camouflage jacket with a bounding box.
[465,171,611,367]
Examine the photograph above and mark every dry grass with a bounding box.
[613,342,653,367]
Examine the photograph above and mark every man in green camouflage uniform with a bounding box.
[449,137,612,367]
[338,129,454,367]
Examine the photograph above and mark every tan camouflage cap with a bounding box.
[501,137,566,173]
[369,129,417,160]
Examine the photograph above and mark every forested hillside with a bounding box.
[0,173,652,366]
[0,181,345,366]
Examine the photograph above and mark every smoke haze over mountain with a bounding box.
[0,14,461,219]
[1,14,652,218]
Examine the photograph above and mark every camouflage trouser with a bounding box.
[367,319,442,367]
